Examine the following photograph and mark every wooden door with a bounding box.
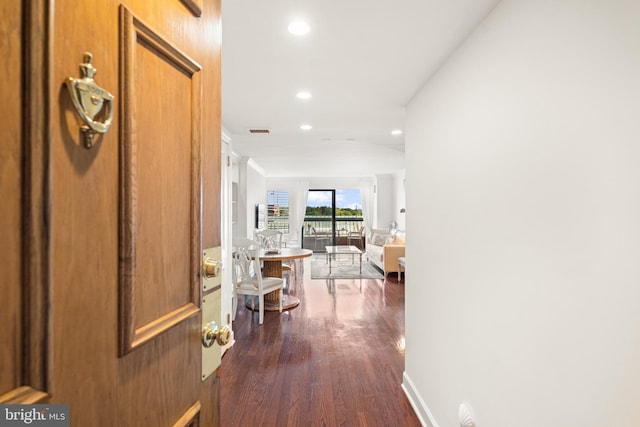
[0,0,223,425]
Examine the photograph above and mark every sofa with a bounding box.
[365,228,405,277]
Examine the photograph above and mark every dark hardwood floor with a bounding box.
[220,258,421,426]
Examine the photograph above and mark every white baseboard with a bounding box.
[401,371,440,427]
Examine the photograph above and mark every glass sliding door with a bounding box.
[302,189,363,252]
[303,190,334,252]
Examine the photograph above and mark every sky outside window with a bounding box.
[306,189,361,209]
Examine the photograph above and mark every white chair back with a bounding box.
[254,229,283,250]
[232,238,261,290]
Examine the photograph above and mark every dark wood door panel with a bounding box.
[119,6,202,355]
[0,0,50,405]
[0,0,23,399]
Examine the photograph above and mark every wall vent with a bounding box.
[249,129,270,134]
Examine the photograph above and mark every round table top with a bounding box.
[259,247,313,261]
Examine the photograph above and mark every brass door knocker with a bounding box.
[65,52,114,148]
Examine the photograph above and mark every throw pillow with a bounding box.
[371,233,388,246]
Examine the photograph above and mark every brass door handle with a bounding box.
[202,321,230,347]
[65,52,114,148]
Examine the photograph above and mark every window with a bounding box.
[266,190,289,232]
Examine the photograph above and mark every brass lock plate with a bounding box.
[201,289,221,381]
[201,246,228,380]
[202,246,222,292]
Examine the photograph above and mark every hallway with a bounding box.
[220,259,420,426]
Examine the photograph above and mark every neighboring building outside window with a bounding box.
[266,190,289,233]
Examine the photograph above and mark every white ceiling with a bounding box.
[221,0,500,178]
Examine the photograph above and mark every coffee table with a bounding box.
[325,245,363,274]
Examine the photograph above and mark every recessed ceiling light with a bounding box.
[296,91,312,100]
[300,124,312,130]
[391,129,403,136]
[288,21,310,35]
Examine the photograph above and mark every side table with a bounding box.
[398,257,406,281]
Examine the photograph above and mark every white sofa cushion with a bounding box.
[367,244,383,263]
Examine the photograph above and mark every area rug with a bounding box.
[310,255,384,279]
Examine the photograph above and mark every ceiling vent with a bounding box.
[249,129,270,134]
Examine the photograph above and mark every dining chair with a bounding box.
[232,238,284,325]
[348,226,365,249]
[254,228,296,282]
[310,226,330,252]
[254,228,283,251]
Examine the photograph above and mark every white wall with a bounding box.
[375,174,395,229]
[394,170,406,230]
[372,172,406,229]
[404,1,640,426]
[233,156,266,239]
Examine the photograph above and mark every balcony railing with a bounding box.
[267,216,289,232]
[301,216,364,252]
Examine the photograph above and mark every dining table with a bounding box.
[246,247,313,311]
